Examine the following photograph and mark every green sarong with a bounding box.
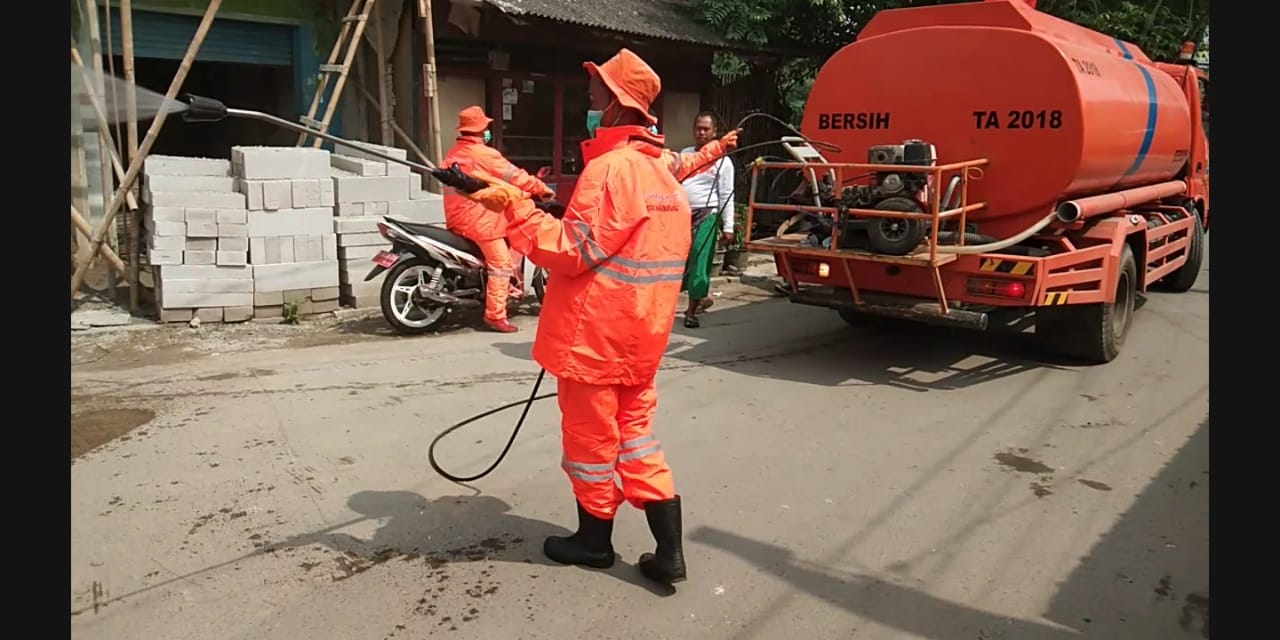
[681,211,719,300]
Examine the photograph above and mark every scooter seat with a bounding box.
[390,218,482,257]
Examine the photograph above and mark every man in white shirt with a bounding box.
[679,111,736,328]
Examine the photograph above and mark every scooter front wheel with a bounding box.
[380,257,448,335]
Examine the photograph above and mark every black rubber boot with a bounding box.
[638,495,687,584]
[543,503,616,569]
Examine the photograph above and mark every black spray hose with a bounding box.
[426,112,843,486]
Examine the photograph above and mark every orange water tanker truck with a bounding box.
[745,0,1209,363]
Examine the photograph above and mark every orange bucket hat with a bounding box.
[456,106,493,133]
[584,48,660,125]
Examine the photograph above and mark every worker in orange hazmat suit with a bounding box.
[461,48,740,587]
[441,106,555,333]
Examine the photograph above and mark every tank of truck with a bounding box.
[800,0,1194,238]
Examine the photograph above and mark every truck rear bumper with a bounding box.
[790,286,990,331]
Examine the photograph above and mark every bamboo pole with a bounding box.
[70,0,223,299]
[120,0,140,311]
[372,2,393,146]
[81,0,118,299]
[417,0,443,168]
[72,206,127,276]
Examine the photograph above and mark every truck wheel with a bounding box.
[867,197,926,256]
[1156,210,1204,292]
[1037,243,1137,364]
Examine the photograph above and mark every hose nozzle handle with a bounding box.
[181,93,229,123]
[430,163,489,194]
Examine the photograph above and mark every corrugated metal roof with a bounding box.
[483,0,730,47]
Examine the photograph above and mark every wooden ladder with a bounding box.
[296,0,377,147]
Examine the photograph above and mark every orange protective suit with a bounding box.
[498,122,700,518]
[441,107,552,324]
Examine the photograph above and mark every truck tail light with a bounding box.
[967,277,1025,299]
[817,263,831,278]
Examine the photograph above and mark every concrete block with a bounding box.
[187,221,219,238]
[388,198,444,222]
[217,209,247,224]
[339,245,381,260]
[149,249,183,265]
[185,208,217,224]
[149,207,186,222]
[219,236,249,252]
[249,237,266,263]
[254,305,284,319]
[150,235,185,251]
[292,235,311,263]
[279,236,295,263]
[146,175,236,193]
[156,264,253,280]
[411,189,442,201]
[253,260,339,291]
[312,286,339,301]
[330,154,386,176]
[291,179,324,208]
[147,190,246,209]
[312,298,340,313]
[261,180,292,210]
[159,308,194,322]
[369,201,389,215]
[162,291,255,308]
[336,232,383,248]
[247,208,335,238]
[232,146,330,180]
[184,250,216,265]
[186,238,218,252]
[283,289,311,305]
[319,179,335,207]
[308,235,324,262]
[148,220,186,237]
[254,289,284,306]
[262,237,281,264]
[386,161,410,177]
[158,277,254,294]
[333,215,383,235]
[322,233,338,260]
[194,308,224,323]
[333,176,411,204]
[217,251,248,266]
[144,155,231,177]
[238,179,264,210]
[334,141,408,163]
[336,202,366,216]
[224,306,253,323]
[218,222,248,237]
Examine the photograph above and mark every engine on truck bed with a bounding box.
[792,139,939,256]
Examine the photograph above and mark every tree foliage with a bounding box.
[693,0,1210,123]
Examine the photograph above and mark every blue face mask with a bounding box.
[585,110,604,137]
[482,130,492,144]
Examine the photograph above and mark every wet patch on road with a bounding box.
[71,407,156,460]
[994,449,1054,474]
[1078,479,1113,492]
[1179,592,1209,638]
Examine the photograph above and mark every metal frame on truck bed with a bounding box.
[743,156,1205,364]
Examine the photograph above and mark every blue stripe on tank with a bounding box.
[1114,37,1158,179]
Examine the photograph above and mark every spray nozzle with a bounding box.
[430,163,490,194]
[181,93,229,123]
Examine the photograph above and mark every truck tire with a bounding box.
[1036,243,1137,364]
[1156,210,1204,292]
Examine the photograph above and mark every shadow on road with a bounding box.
[1043,417,1210,638]
[690,526,1080,639]
[266,490,671,595]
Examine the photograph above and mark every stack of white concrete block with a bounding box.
[233,146,342,320]
[329,141,443,308]
[141,155,254,324]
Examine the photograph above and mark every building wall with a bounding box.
[438,74,487,137]
[661,92,702,152]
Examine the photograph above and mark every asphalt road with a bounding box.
[70,246,1209,640]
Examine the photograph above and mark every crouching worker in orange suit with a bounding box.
[459,48,739,586]
[441,106,556,333]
